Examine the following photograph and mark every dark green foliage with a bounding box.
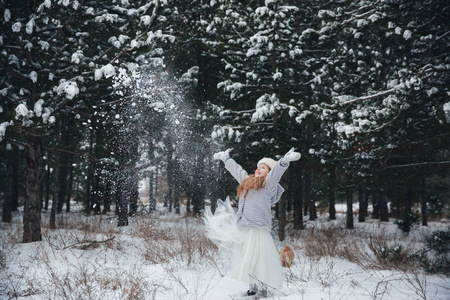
[426,229,450,255]
[394,212,420,233]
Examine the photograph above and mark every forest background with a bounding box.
[1,0,449,245]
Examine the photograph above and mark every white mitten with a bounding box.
[284,147,301,162]
[213,148,232,162]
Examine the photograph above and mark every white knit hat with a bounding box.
[257,157,277,170]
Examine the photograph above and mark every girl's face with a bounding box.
[255,163,270,178]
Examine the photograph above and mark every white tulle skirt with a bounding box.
[203,198,283,288]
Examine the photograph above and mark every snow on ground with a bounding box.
[0,203,449,300]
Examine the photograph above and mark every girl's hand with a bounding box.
[284,147,301,162]
[213,148,232,162]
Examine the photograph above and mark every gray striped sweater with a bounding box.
[225,158,289,231]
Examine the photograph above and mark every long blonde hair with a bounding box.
[236,175,266,199]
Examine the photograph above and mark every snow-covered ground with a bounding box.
[0,203,448,300]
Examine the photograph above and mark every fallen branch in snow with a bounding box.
[63,236,116,250]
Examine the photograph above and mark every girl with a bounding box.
[204,148,300,297]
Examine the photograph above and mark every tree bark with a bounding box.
[346,188,354,229]
[293,165,303,230]
[305,168,317,220]
[92,173,101,215]
[173,157,180,214]
[165,147,174,211]
[278,195,286,241]
[421,177,428,226]
[117,173,128,226]
[57,151,69,213]
[2,151,14,223]
[358,184,365,222]
[403,181,413,232]
[328,167,336,220]
[50,150,61,229]
[379,190,389,222]
[286,167,293,213]
[11,152,18,211]
[65,156,74,212]
[44,154,51,211]
[128,172,139,216]
[149,172,156,213]
[192,153,205,215]
[372,191,380,219]
[23,137,43,243]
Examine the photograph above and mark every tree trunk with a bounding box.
[372,191,380,219]
[421,177,428,226]
[117,174,128,226]
[85,159,92,214]
[44,154,51,211]
[23,137,43,243]
[155,164,158,203]
[166,147,174,211]
[11,152,18,212]
[192,153,205,215]
[92,174,101,215]
[50,151,61,229]
[278,195,286,241]
[149,172,156,213]
[305,169,317,220]
[346,188,354,229]
[379,190,389,222]
[103,179,111,214]
[57,151,69,213]
[364,186,370,217]
[286,168,293,213]
[358,184,365,222]
[328,167,336,220]
[65,156,74,212]
[173,157,180,214]
[403,181,413,232]
[293,165,303,230]
[303,170,308,217]
[2,151,14,223]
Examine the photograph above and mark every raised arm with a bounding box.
[213,149,249,183]
[265,148,301,191]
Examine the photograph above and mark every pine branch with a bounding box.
[383,161,450,169]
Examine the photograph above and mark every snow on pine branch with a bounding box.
[251,93,279,123]
[211,125,242,142]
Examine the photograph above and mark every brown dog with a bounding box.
[280,246,295,267]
